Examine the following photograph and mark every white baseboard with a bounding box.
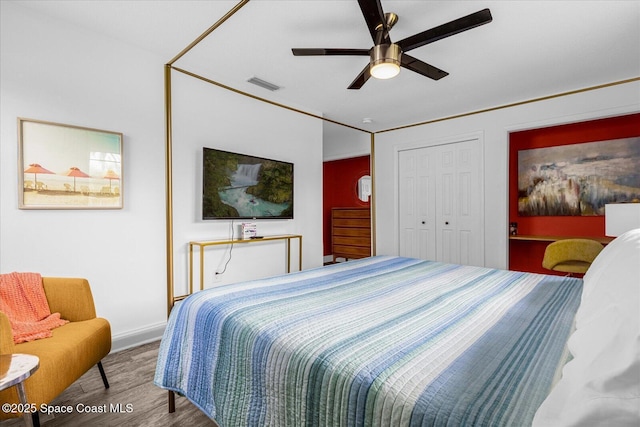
[110,321,166,353]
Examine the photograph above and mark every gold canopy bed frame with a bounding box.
[163,0,375,319]
[162,0,638,414]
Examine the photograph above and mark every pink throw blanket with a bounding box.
[0,272,68,343]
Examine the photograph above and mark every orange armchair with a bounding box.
[0,277,111,426]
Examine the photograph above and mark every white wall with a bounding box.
[0,1,323,351]
[374,82,640,269]
[0,1,167,350]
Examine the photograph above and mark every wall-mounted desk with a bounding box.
[509,235,613,244]
[508,234,613,274]
[184,234,302,301]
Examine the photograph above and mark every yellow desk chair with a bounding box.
[542,238,604,275]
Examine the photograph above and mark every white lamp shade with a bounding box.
[605,203,640,237]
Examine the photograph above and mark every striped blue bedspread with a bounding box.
[155,256,582,426]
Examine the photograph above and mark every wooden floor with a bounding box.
[1,341,217,427]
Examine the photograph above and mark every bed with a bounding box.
[155,229,640,426]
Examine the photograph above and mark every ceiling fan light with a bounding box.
[370,44,401,79]
[371,62,400,79]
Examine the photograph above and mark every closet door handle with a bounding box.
[445,221,450,225]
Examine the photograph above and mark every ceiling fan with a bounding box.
[292,0,492,89]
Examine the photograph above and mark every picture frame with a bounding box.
[18,118,123,209]
[517,137,640,216]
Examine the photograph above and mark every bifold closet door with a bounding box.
[398,140,483,265]
[399,148,437,260]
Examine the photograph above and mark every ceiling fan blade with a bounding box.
[401,54,449,80]
[397,8,492,52]
[358,0,390,45]
[292,48,370,56]
[348,64,371,90]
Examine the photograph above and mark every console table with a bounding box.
[184,234,302,301]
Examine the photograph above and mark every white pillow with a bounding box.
[533,228,640,427]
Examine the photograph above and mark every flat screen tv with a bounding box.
[202,147,294,220]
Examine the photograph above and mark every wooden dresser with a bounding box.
[331,207,371,262]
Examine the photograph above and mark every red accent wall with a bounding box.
[508,113,640,273]
[323,156,370,256]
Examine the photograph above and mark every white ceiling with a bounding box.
[12,0,640,133]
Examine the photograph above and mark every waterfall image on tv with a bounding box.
[202,147,294,220]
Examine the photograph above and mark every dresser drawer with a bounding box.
[333,244,371,258]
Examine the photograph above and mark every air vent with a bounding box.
[247,76,282,92]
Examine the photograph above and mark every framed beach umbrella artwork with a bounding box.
[18,118,123,209]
